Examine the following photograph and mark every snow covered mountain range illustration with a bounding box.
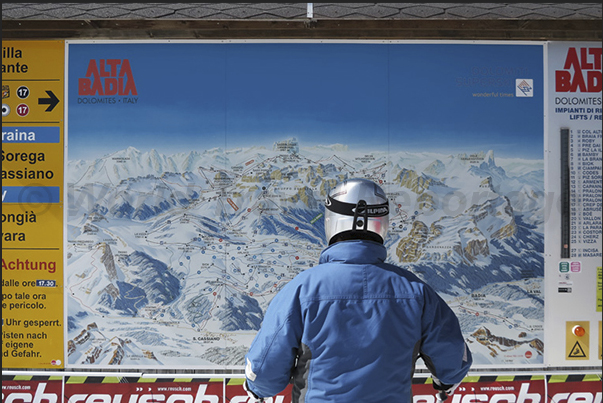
[66,138,544,367]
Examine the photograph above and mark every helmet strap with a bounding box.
[352,199,369,233]
[326,195,389,217]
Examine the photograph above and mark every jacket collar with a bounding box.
[319,239,387,265]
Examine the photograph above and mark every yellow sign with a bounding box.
[599,321,602,360]
[565,321,590,360]
[2,249,64,366]
[2,40,65,369]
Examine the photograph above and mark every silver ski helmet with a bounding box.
[324,178,389,245]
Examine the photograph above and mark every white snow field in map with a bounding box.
[66,138,544,368]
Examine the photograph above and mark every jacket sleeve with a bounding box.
[420,285,473,385]
[244,283,303,399]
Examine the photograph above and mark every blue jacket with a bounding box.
[245,239,472,402]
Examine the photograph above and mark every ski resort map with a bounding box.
[63,41,547,368]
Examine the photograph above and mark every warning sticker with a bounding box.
[568,341,587,358]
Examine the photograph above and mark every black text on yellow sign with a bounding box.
[3,137,64,190]
[3,203,63,248]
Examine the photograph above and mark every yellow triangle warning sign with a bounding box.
[568,341,587,358]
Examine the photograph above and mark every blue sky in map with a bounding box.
[68,42,544,160]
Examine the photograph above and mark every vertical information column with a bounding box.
[2,40,65,368]
[568,128,602,259]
